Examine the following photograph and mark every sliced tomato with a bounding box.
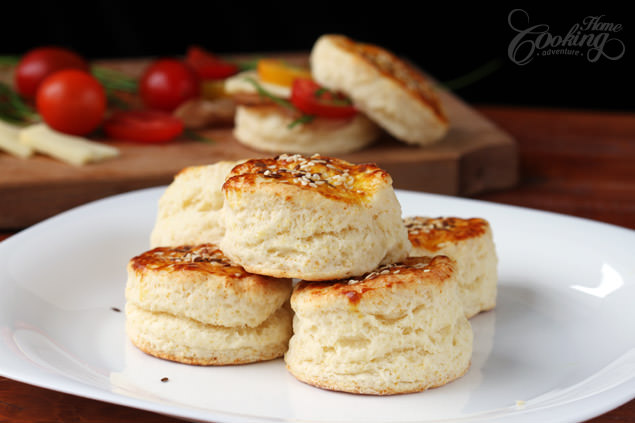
[103,110,183,143]
[290,79,357,119]
[257,59,312,87]
[186,46,238,80]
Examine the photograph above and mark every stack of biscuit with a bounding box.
[125,153,498,396]
[125,244,293,365]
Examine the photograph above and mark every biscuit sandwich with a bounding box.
[220,154,410,281]
[405,216,498,318]
[225,59,381,155]
[125,244,293,365]
[311,34,449,146]
[285,256,473,395]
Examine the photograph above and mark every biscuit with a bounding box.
[310,34,449,146]
[150,161,240,248]
[284,256,473,395]
[405,216,498,318]
[220,154,410,280]
[233,104,381,155]
[126,302,292,366]
[125,244,293,365]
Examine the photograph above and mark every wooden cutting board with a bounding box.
[0,55,517,229]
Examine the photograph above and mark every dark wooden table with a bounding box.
[1,105,633,422]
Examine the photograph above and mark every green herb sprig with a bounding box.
[243,77,294,110]
[0,56,19,67]
[91,66,138,109]
[184,129,216,144]
[313,86,352,106]
[91,66,137,93]
[0,82,38,125]
[288,114,315,129]
[242,77,315,129]
[232,58,261,72]
[441,58,503,91]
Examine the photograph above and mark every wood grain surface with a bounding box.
[0,56,517,229]
[1,106,634,422]
[476,106,635,230]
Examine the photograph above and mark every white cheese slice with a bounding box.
[224,70,292,99]
[19,124,119,166]
[0,120,33,159]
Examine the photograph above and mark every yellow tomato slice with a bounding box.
[257,59,312,87]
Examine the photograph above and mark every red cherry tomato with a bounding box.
[15,47,89,99]
[36,69,106,136]
[103,110,183,143]
[139,59,199,111]
[185,46,238,80]
[290,79,357,119]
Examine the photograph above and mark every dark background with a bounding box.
[1,3,632,111]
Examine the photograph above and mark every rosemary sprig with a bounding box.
[91,66,138,93]
[313,86,352,106]
[232,58,261,72]
[242,77,315,129]
[106,93,132,110]
[288,114,315,129]
[243,77,294,110]
[184,129,216,144]
[441,58,503,91]
[91,66,138,110]
[0,56,19,66]
[0,82,38,124]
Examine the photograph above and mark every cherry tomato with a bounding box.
[186,46,238,80]
[15,47,88,99]
[103,110,183,143]
[139,59,199,111]
[36,69,106,136]
[290,79,357,119]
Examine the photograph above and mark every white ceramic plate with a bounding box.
[1,187,634,423]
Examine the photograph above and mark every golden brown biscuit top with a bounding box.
[329,35,447,124]
[293,256,455,306]
[222,154,391,203]
[405,216,489,252]
[129,244,248,278]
